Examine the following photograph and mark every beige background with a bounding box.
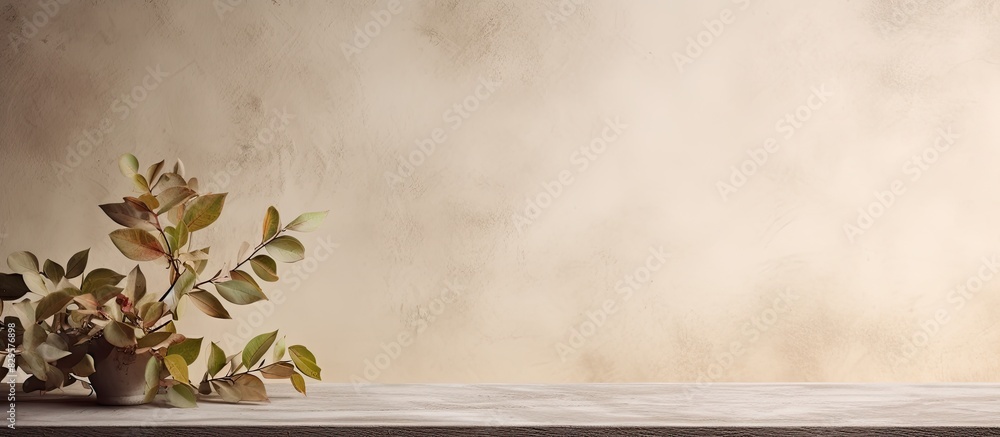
[2,0,1000,383]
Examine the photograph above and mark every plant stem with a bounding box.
[194,231,282,288]
[152,213,185,304]
[156,268,184,303]
[148,320,171,333]
[207,361,292,383]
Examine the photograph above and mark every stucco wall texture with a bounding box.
[2,0,1000,383]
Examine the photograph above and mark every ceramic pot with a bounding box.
[88,337,153,406]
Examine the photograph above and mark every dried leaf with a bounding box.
[285,211,329,232]
[109,229,166,262]
[242,330,278,369]
[265,236,305,263]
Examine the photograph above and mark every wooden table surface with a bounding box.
[15,383,1000,435]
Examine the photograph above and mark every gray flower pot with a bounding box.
[88,337,153,406]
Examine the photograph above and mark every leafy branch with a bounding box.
[1,153,327,406]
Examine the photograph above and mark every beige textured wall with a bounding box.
[3,0,1000,383]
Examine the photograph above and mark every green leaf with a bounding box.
[54,278,81,295]
[215,280,267,305]
[136,331,174,349]
[34,291,73,322]
[126,195,153,212]
[171,268,197,304]
[260,362,295,379]
[265,236,305,263]
[109,229,166,262]
[167,383,198,408]
[262,206,280,242]
[43,366,65,391]
[156,172,186,191]
[233,374,268,401]
[124,266,147,304]
[242,330,278,369]
[188,290,231,319]
[0,273,31,300]
[285,211,328,232]
[291,372,306,395]
[20,350,45,376]
[139,301,167,328]
[143,356,161,403]
[162,320,177,333]
[164,224,191,255]
[36,342,71,362]
[163,226,178,252]
[208,342,226,377]
[7,251,39,274]
[13,300,35,329]
[145,160,165,186]
[156,186,196,215]
[132,174,151,193]
[163,354,189,383]
[288,345,321,380]
[138,193,159,210]
[229,270,261,292]
[81,269,125,295]
[119,153,139,177]
[249,255,279,282]
[211,380,242,403]
[175,219,189,251]
[123,266,146,305]
[167,337,203,365]
[71,354,95,377]
[42,260,65,284]
[21,271,48,296]
[182,193,227,232]
[103,320,137,348]
[174,159,186,178]
[65,249,90,279]
[93,286,123,306]
[273,336,286,362]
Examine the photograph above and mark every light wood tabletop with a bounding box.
[14,383,1000,435]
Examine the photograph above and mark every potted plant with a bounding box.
[0,154,326,407]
